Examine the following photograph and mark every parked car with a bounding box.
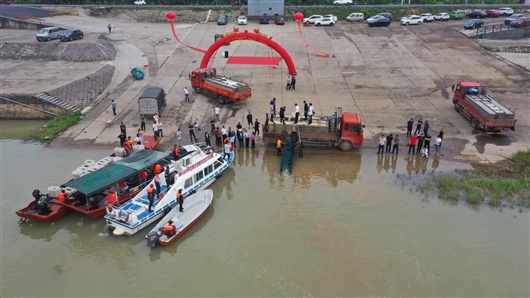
[346,13,364,22]
[237,15,247,25]
[466,11,487,19]
[485,10,501,17]
[303,15,322,24]
[36,27,61,42]
[498,7,514,16]
[315,17,335,26]
[505,14,525,25]
[260,14,270,24]
[367,15,391,27]
[400,15,422,25]
[333,0,352,4]
[217,15,227,25]
[275,17,285,25]
[510,17,530,28]
[60,29,84,41]
[323,14,338,22]
[449,11,463,20]
[434,13,449,21]
[420,13,434,22]
[134,0,146,4]
[464,19,484,29]
[376,13,393,21]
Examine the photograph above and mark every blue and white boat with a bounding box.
[104,145,233,236]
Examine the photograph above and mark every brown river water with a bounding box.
[1,120,528,297]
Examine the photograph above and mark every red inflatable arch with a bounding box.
[200,29,297,75]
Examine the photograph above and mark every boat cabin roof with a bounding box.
[62,150,168,197]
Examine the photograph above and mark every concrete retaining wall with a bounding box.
[0,95,65,119]
[0,17,51,30]
[472,27,530,39]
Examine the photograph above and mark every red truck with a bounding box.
[190,68,252,104]
[262,107,365,151]
[452,82,517,133]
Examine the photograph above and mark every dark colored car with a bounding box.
[505,14,525,25]
[510,17,530,28]
[466,11,487,18]
[464,19,484,29]
[217,15,227,25]
[485,10,501,17]
[60,29,84,41]
[260,14,269,24]
[275,17,285,25]
[376,13,393,21]
[367,15,391,27]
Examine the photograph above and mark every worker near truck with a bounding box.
[377,134,386,154]
[385,134,393,153]
[406,118,414,137]
[276,139,285,156]
[308,103,314,125]
[294,104,300,124]
[391,135,400,155]
[303,101,309,121]
[247,112,253,128]
[414,118,423,135]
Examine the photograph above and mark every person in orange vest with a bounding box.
[176,189,184,212]
[172,144,179,161]
[57,189,66,203]
[147,184,156,212]
[154,163,162,174]
[153,173,161,194]
[164,220,176,236]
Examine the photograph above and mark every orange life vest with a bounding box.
[165,224,175,231]
[147,186,154,194]
[58,192,65,203]
[155,164,161,174]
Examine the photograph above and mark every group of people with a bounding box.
[377,118,445,157]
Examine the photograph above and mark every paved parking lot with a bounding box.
[2,12,528,163]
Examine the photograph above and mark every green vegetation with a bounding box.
[417,149,530,208]
[36,111,81,142]
[98,34,109,41]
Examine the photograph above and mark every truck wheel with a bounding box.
[471,118,480,129]
[218,96,226,104]
[194,87,201,94]
[340,141,353,151]
[454,104,460,112]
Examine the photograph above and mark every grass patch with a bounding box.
[36,111,81,142]
[98,34,109,41]
[416,149,530,209]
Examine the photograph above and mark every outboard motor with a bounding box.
[146,228,163,248]
[32,189,42,209]
[37,194,50,214]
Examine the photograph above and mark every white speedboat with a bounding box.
[146,189,213,247]
[105,145,232,236]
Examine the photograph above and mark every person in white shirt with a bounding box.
[176,128,182,147]
[157,121,163,137]
[435,136,442,155]
[152,121,159,141]
[307,103,314,125]
[214,106,220,122]
[294,103,300,124]
[184,87,190,102]
[377,134,386,154]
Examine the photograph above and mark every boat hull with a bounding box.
[160,208,208,247]
[62,191,138,220]
[15,202,72,223]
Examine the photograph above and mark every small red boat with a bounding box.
[142,135,162,150]
[146,190,213,247]
[60,150,170,219]
[16,199,71,224]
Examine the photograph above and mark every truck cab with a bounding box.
[339,111,364,149]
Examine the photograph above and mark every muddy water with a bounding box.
[1,122,528,297]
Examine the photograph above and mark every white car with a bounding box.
[333,0,352,5]
[420,13,434,22]
[434,13,450,21]
[315,17,335,26]
[400,15,422,25]
[303,15,323,24]
[134,0,146,4]
[323,14,338,22]
[498,7,514,16]
[237,16,247,25]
